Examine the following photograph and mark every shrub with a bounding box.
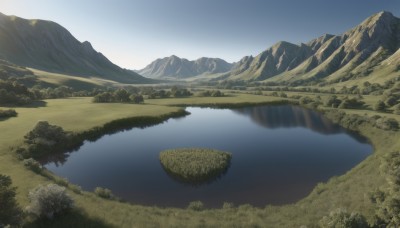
[0,109,17,119]
[70,185,82,194]
[130,94,144,104]
[338,98,365,109]
[299,96,313,105]
[222,202,235,210]
[94,187,114,199]
[319,208,368,228]
[394,104,400,115]
[373,100,386,112]
[0,174,23,227]
[17,121,70,159]
[385,96,398,107]
[369,152,400,227]
[279,92,288,98]
[196,90,224,97]
[24,121,67,144]
[324,95,341,108]
[26,184,74,219]
[375,117,399,131]
[23,158,42,173]
[187,201,204,211]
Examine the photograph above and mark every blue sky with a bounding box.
[0,0,399,69]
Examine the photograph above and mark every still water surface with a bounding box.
[44,105,372,208]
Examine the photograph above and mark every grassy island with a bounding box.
[159,148,232,183]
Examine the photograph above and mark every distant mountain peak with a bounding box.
[138,55,233,78]
[224,11,400,84]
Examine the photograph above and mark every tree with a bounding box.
[27,184,74,219]
[24,121,67,144]
[113,89,130,102]
[0,174,23,226]
[369,152,400,227]
[319,208,368,228]
[130,94,144,104]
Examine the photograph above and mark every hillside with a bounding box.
[225,11,400,86]
[138,55,233,78]
[0,13,150,84]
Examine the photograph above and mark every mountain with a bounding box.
[0,13,150,83]
[138,55,233,78]
[226,11,400,85]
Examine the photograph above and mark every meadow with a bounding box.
[0,93,399,227]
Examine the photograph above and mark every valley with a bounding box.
[0,5,399,228]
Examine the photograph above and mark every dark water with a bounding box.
[43,105,372,208]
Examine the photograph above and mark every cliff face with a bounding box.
[226,11,400,83]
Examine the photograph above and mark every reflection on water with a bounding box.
[44,105,373,208]
[234,105,341,134]
[233,105,368,143]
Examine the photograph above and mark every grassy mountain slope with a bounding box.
[0,13,151,84]
[226,11,400,86]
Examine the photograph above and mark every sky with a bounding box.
[0,0,399,70]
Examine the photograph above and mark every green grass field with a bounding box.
[0,93,399,227]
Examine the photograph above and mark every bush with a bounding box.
[319,208,368,228]
[369,152,400,227]
[94,187,114,199]
[187,201,204,211]
[324,95,341,108]
[130,94,144,104]
[0,109,17,119]
[394,104,400,115]
[338,98,365,109]
[23,158,42,173]
[222,202,235,210]
[375,117,399,131]
[373,100,386,112]
[0,175,23,227]
[195,90,224,97]
[384,96,398,107]
[17,121,70,159]
[26,184,74,219]
[299,96,313,105]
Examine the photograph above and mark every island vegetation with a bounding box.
[159,148,232,183]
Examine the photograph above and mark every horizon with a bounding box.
[0,0,399,70]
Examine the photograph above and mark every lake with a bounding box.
[43,105,372,208]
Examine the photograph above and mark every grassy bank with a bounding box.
[0,93,398,227]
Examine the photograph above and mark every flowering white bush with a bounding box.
[26,184,74,219]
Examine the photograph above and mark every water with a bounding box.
[43,105,372,208]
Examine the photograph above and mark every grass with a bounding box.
[0,93,399,227]
[159,148,232,184]
[30,68,119,90]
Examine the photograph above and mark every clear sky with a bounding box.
[0,0,399,69]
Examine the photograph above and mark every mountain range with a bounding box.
[224,11,400,85]
[137,55,233,78]
[0,12,149,84]
[0,11,398,86]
